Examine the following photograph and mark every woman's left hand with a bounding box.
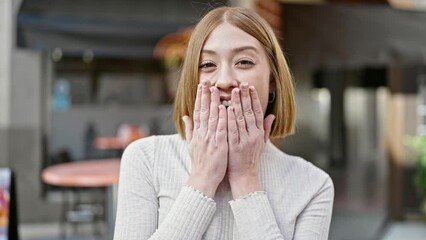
[227,82,275,199]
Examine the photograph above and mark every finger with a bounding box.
[249,86,264,129]
[182,115,193,141]
[193,84,202,130]
[227,106,239,145]
[199,81,211,135]
[216,105,227,143]
[240,82,256,133]
[208,87,220,133]
[231,88,247,139]
[264,114,276,142]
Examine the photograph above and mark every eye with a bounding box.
[199,61,216,69]
[236,59,255,68]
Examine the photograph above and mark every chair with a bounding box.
[45,151,105,239]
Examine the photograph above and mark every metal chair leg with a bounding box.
[60,189,69,240]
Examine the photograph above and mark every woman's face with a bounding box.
[199,22,272,114]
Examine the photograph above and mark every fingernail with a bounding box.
[209,87,215,93]
[234,88,240,95]
[249,86,255,92]
[198,84,202,89]
[242,82,248,89]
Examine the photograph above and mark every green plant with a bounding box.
[407,135,426,214]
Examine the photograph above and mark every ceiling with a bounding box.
[17,0,227,58]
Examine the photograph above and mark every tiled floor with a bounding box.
[381,221,426,240]
[19,220,426,240]
[20,222,107,240]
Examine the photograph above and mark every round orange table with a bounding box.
[42,158,120,187]
[42,158,121,238]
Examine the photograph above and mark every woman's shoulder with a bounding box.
[285,153,330,182]
[125,134,182,150]
[264,143,333,190]
[122,134,184,164]
[278,152,334,200]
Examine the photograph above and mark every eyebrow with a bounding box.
[201,46,259,55]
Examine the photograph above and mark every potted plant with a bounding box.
[408,135,426,214]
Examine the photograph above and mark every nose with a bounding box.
[214,65,238,91]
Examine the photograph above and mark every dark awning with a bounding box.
[16,0,221,58]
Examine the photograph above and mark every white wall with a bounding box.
[10,50,42,129]
[3,0,63,222]
[0,0,12,165]
[0,0,12,128]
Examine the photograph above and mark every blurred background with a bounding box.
[1,0,426,239]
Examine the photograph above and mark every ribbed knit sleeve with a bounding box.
[293,176,334,239]
[114,138,158,240]
[150,186,216,239]
[230,192,284,240]
[114,137,216,240]
[230,174,334,240]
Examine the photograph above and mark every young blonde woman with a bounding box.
[114,6,334,240]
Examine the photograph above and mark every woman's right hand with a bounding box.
[183,82,228,198]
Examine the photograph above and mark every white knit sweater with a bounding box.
[114,134,334,240]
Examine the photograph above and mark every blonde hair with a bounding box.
[173,6,296,139]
